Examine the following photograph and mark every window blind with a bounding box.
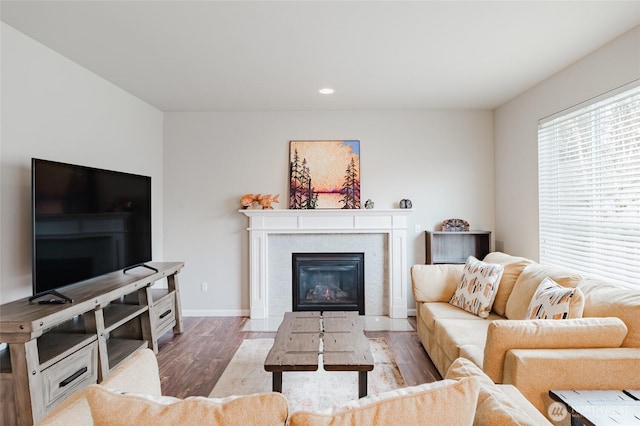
[538,82,640,286]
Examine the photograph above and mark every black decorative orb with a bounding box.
[364,199,374,209]
[399,199,412,209]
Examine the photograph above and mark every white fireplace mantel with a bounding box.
[240,209,411,319]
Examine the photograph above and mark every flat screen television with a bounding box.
[31,158,152,302]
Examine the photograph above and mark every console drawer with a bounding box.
[153,293,176,334]
[42,341,97,410]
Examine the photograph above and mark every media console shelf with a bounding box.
[0,261,184,426]
[425,230,491,264]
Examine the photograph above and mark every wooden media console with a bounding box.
[0,261,184,425]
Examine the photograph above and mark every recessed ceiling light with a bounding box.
[319,88,335,95]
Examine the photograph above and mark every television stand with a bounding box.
[0,261,184,426]
[123,263,159,274]
[28,289,73,304]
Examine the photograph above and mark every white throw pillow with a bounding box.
[449,256,504,318]
[526,277,584,319]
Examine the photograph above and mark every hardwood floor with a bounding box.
[156,316,441,399]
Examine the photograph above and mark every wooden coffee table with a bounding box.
[264,311,374,398]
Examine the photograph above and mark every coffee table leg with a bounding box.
[358,371,368,398]
[272,372,282,393]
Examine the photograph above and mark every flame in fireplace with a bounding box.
[306,284,350,302]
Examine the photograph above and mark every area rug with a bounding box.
[209,338,406,412]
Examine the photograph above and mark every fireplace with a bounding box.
[241,209,409,319]
[292,253,365,315]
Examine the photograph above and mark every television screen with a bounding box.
[32,158,152,298]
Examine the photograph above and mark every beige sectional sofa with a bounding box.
[37,346,551,425]
[412,251,640,419]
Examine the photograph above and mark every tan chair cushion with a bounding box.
[505,264,582,320]
[288,377,479,426]
[483,252,534,316]
[445,357,551,426]
[86,385,288,426]
[483,317,628,383]
[579,277,640,348]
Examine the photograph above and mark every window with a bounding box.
[538,82,640,286]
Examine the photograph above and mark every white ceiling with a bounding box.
[2,1,639,112]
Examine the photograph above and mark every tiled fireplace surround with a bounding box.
[241,209,409,319]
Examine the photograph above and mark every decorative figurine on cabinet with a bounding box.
[441,218,470,232]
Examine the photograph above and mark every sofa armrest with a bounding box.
[503,347,640,417]
[483,317,628,383]
[445,357,552,425]
[411,264,464,303]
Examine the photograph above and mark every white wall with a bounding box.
[0,23,164,303]
[163,110,495,315]
[494,26,640,260]
[0,21,494,314]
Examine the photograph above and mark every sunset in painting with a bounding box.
[289,140,360,209]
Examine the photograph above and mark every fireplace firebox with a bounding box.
[292,252,365,315]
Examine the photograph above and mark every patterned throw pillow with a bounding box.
[526,277,583,319]
[449,256,505,318]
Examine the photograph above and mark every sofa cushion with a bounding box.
[287,377,479,426]
[526,277,584,319]
[483,317,628,383]
[445,357,551,426]
[412,264,464,302]
[449,256,505,318]
[505,264,582,320]
[419,302,502,334]
[434,319,493,368]
[483,252,534,317]
[458,345,485,369]
[579,277,640,348]
[86,385,288,426]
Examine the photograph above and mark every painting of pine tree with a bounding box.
[289,140,360,209]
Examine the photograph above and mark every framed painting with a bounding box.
[289,140,360,209]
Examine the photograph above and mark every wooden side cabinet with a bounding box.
[0,262,184,425]
[425,231,491,264]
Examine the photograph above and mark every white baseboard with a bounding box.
[183,309,250,317]
[407,308,416,317]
